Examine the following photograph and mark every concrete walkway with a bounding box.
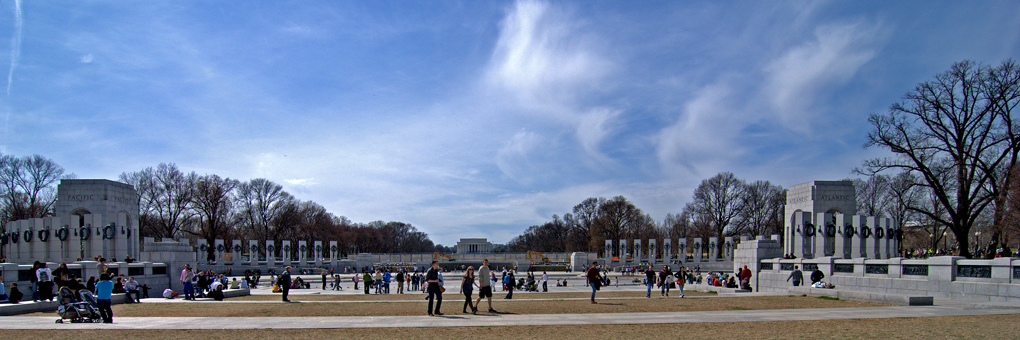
[4,301,1019,329]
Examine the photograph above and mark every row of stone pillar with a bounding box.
[2,213,137,264]
[786,212,900,259]
[195,239,341,268]
[603,237,737,263]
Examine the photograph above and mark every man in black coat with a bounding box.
[810,268,824,285]
[278,266,292,302]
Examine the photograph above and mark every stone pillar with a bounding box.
[708,237,718,261]
[11,220,25,263]
[70,217,83,262]
[649,239,657,262]
[314,241,323,268]
[266,240,276,268]
[851,215,865,258]
[215,239,225,265]
[634,239,642,263]
[678,238,687,264]
[298,240,307,266]
[864,216,877,259]
[329,241,338,269]
[834,213,846,259]
[116,212,130,262]
[619,239,628,265]
[663,238,672,262]
[792,211,809,258]
[196,238,208,265]
[813,213,825,259]
[604,239,613,260]
[724,236,734,262]
[233,239,242,264]
[282,240,292,266]
[249,240,259,265]
[88,214,104,261]
[874,218,886,260]
[693,238,702,263]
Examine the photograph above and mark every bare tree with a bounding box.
[0,154,64,221]
[187,174,239,261]
[860,60,1020,258]
[736,180,785,237]
[570,197,604,253]
[853,175,890,217]
[234,178,293,257]
[687,172,745,255]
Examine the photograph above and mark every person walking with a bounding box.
[787,266,803,287]
[426,261,443,316]
[586,261,601,304]
[503,269,515,299]
[95,273,114,323]
[676,266,686,298]
[475,259,498,313]
[333,274,342,291]
[659,266,672,297]
[461,266,479,314]
[643,265,656,298]
[278,266,292,302]
[180,264,195,300]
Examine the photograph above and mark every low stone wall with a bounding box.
[0,261,171,299]
[757,256,1020,302]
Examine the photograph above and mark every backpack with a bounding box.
[503,275,511,285]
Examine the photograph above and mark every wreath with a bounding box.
[267,245,275,253]
[251,245,258,253]
[38,229,50,242]
[315,245,322,253]
[860,226,872,239]
[888,228,896,240]
[57,227,69,241]
[102,225,115,240]
[10,231,18,244]
[217,244,224,252]
[200,244,208,252]
[803,223,816,237]
[825,224,837,237]
[23,229,32,242]
[283,245,290,253]
[875,227,885,239]
[300,245,307,253]
[330,245,337,253]
[843,225,856,238]
[1,233,8,245]
[234,244,242,253]
[693,243,701,250]
[80,227,90,240]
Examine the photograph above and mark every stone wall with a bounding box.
[756,256,1020,302]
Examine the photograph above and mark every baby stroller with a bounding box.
[55,287,101,323]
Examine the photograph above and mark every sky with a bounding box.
[1,1,1018,246]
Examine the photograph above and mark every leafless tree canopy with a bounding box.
[860,59,1020,258]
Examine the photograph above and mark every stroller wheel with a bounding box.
[56,319,63,323]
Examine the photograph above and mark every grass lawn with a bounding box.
[24,295,882,317]
[2,314,1017,339]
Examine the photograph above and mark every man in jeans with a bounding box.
[586,261,601,304]
[180,264,194,300]
[95,274,114,323]
[426,261,443,316]
[124,277,141,303]
[644,265,656,298]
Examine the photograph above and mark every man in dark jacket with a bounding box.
[810,268,824,284]
[278,266,292,302]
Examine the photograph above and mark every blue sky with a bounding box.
[1,1,1018,246]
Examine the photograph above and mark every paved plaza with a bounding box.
[1,272,1018,330]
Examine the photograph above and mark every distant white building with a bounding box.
[456,238,493,253]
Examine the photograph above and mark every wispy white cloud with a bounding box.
[79,54,94,64]
[657,83,744,178]
[576,107,621,164]
[765,21,887,132]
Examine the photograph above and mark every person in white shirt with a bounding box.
[36,262,54,302]
[541,271,549,292]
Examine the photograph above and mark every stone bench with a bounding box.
[788,286,933,306]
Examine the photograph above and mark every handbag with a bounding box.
[439,286,446,293]
[272,284,280,293]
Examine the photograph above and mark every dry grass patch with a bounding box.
[23,295,882,317]
[4,314,1018,339]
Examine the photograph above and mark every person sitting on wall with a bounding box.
[8,283,23,303]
